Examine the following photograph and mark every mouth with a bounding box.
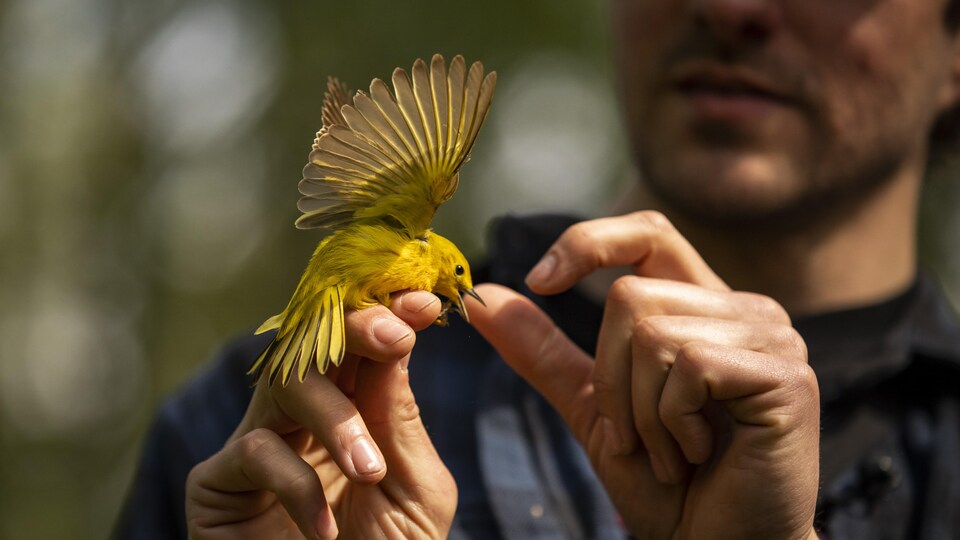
[669,63,794,118]
[452,287,485,323]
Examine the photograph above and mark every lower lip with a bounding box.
[679,90,789,121]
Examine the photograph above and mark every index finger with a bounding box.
[344,290,442,363]
[525,211,729,294]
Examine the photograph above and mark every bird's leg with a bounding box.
[435,299,453,326]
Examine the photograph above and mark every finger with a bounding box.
[389,290,443,330]
[593,283,641,458]
[467,284,597,441]
[525,211,729,295]
[189,428,338,540]
[237,373,387,484]
[631,315,805,482]
[344,290,441,363]
[593,276,736,460]
[601,276,792,323]
[324,352,360,396]
[274,372,387,481]
[353,356,456,518]
[592,277,792,471]
[659,341,819,467]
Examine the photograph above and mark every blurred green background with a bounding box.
[1,1,958,538]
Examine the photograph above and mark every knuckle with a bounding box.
[630,318,677,371]
[790,362,820,397]
[592,370,619,399]
[674,342,709,375]
[771,357,819,407]
[236,428,278,463]
[286,467,321,498]
[393,393,422,424]
[563,221,599,251]
[776,325,808,360]
[739,292,791,324]
[631,209,676,234]
[607,275,642,305]
[632,317,666,346]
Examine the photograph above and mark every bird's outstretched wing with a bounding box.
[312,77,351,149]
[296,54,497,236]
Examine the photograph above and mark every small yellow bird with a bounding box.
[249,54,497,386]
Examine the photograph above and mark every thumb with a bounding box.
[467,283,596,439]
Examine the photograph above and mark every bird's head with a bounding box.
[431,233,484,323]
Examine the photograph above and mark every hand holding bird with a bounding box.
[250,54,497,386]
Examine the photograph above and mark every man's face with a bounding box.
[612,0,960,223]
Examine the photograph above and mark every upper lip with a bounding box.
[669,62,792,104]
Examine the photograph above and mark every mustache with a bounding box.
[659,31,818,107]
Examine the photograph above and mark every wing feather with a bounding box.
[458,61,483,161]
[362,81,419,164]
[467,72,498,154]
[312,127,413,196]
[267,327,297,386]
[298,309,321,382]
[328,285,345,368]
[443,56,466,171]
[315,298,332,374]
[430,54,449,169]
[281,319,309,385]
[412,58,438,172]
[392,64,430,161]
[345,93,416,172]
[321,78,350,129]
[337,108,422,185]
[296,54,496,235]
[313,78,351,149]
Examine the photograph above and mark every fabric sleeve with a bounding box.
[111,333,264,539]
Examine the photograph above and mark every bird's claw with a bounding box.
[435,300,452,326]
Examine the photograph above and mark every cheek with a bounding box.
[812,2,951,159]
[611,2,684,138]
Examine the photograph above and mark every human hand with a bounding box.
[185,290,456,540]
[469,212,820,540]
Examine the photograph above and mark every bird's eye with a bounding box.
[455,264,465,276]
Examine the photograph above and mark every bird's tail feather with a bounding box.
[248,284,346,386]
[254,313,284,335]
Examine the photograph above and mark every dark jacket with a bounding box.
[114,214,960,539]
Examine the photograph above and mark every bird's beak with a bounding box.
[454,287,485,323]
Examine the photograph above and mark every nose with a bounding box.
[689,0,781,47]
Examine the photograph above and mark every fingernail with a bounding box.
[351,438,383,475]
[405,292,439,313]
[400,355,411,371]
[373,318,411,344]
[525,252,557,288]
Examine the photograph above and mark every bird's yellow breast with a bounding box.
[306,224,441,309]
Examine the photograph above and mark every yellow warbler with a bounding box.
[249,54,497,386]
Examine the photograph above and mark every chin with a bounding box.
[640,150,809,225]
